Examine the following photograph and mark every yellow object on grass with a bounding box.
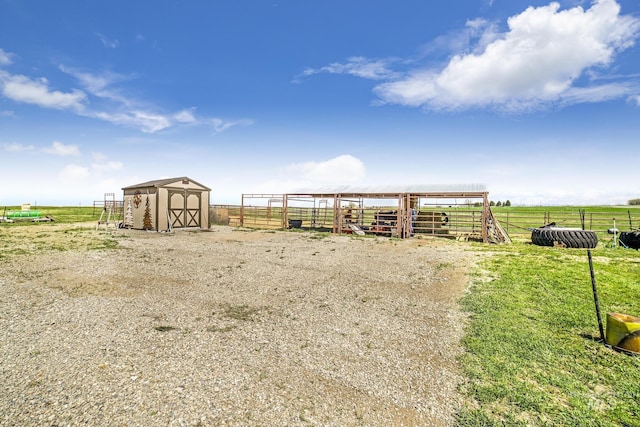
[606,312,640,353]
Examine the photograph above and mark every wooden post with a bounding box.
[283,194,288,229]
[335,195,342,234]
[481,192,489,243]
[402,194,411,238]
[240,194,245,227]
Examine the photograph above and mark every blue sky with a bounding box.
[1,0,639,206]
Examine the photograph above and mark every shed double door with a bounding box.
[169,190,201,228]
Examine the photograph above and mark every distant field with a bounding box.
[3,205,639,244]
[492,204,640,216]
[0,206,101,225]
[490,205,640,241]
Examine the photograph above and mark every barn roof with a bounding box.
[287,184,487,197]
[122,176,211,191]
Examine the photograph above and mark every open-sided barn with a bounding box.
[122,177,211,231]
[236,184,510,243]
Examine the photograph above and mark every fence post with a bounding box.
[506,211,510,234]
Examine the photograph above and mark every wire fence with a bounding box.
[491,208,640,241]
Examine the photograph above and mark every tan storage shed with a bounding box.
[122,177,211,231]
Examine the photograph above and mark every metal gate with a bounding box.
[169,190,201,228]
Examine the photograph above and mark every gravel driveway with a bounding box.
[0,224,472,426]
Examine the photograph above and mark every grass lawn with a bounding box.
[457,242,640,426]
[0,207,117,256]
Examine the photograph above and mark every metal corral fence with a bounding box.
[92,199,124,217]
[212,204,640,243]
[212,204,494,240]
[210,205,281,229]
[490,207,640,242]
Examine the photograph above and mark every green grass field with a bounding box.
[490,205,640,241]
[0,207,121,258]
[0,206,102,225]
[457,242,640,426]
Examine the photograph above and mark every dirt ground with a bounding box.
[0,223,474,426]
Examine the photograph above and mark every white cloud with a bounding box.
[91,152,109,163]
[50,152,124,185]
[59,67,253,134]
[125,110,172,133]
[90,152,123,173]
[60,68,181,133]
[465,18,501,54]
[299,56,400,82]
[0,71,87,111]
[0,52,253,135]
[90,110,172,133]
[59,164,90,181]
[59,66,132,104]
[96,33,119,49]
[248,155,368,195]
[560,81,639,106]
[285,154,366,185]
[374,0,640,111]
[3,142,34,152]
[212,117,254,134]
[174,109,197,124]
[298,0,640,112]
[0,48,13,66]
[91,160,123,173]
[89,103,252,134]
[43,141,81,156]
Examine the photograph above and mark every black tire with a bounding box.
[531,228,598,248]
[619,231,640,250]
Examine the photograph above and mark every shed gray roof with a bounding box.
[122,176,211,191]
[288,184,487,196]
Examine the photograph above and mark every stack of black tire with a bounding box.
[619,231,640,249]
[531,223,598,248]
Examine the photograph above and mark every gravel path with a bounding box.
[0,224,473,426]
